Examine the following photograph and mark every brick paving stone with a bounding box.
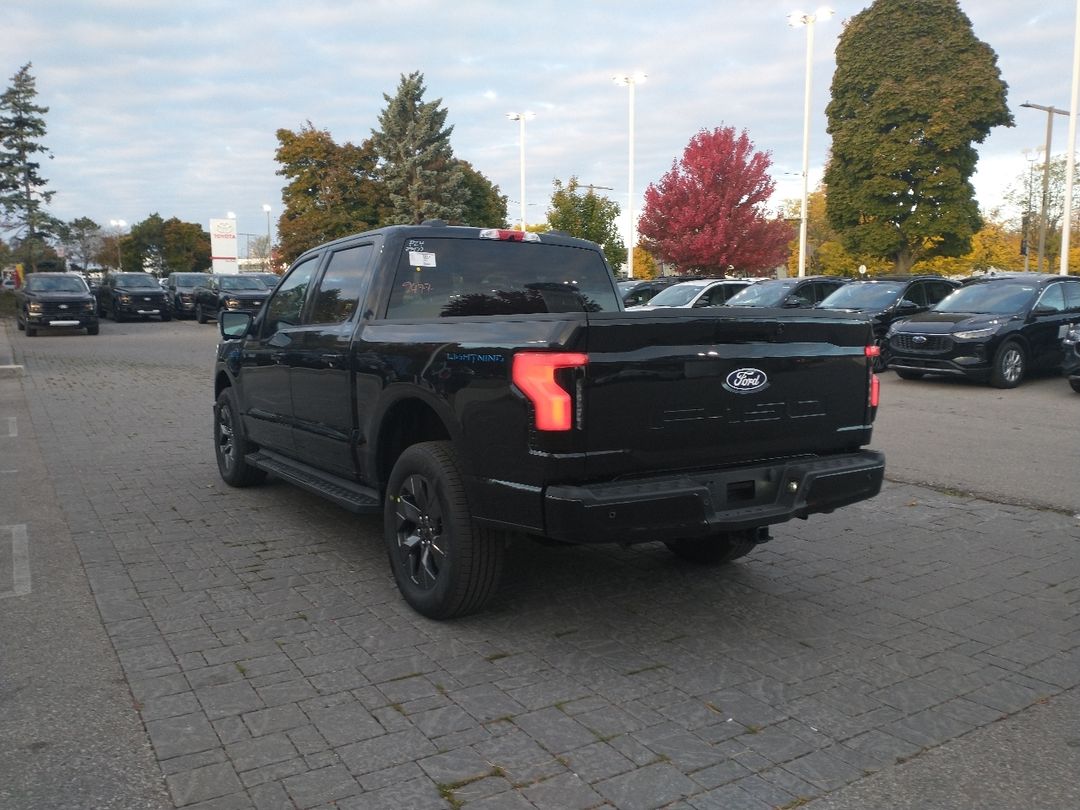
[337,776,447,810]
[227,733,298,773]
[146,712,222,760]
[281,764,359,809]
[305,701,384,746]
[522,771,603,810]
[166,761,243,807]
[560,740,636,783]
[356,761,425,791]
[198,680,265,720]
[512,706,598,753]
[594,761,699,810]
[338,727,437,775]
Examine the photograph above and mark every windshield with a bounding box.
[726,281,796,307]
[171,273,206,287]
[385,238,619,317]
[115,273,159,289]
[934,282,1038,314]
[26,275,88,293]
[220,276,268,291]
[645,282,708,307]
[819,281,904,310]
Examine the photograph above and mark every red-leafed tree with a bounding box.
[638,127,792,275]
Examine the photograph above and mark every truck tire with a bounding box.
[25,324,37,337]
[87,324,100,336]
[384,441,504,619]
[664,530,756,565]
[895,369,924,380]
[196,304,207,324]
[213,388,266,487]
[990,341,1025,389]
[1071,379,1080,394]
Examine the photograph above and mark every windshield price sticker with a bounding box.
[409,252,437,268]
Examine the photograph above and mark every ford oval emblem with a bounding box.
[724,367,769,394]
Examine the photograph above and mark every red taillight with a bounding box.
[870,373,880,408]
[865,345,881,358]
[512,352,588,431]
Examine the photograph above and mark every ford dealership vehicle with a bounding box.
[213,223,885,618]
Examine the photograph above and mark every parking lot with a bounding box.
[1,317,1078,810]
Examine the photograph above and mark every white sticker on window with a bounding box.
[409,252,437,268]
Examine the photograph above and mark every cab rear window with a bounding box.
[385,238,619,318]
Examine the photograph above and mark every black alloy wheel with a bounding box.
[990,341,1025,389]
[664,530,757,565]
[384,441,504,619]
[213,388,266,487]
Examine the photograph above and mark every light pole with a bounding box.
[613,73,646,278]
[262,204,272,270]
[789,7,833,278]
[1020,102,1070,272]
[506,111,535,231]
[108,219,126,272]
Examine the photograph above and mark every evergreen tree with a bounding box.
[371,72,467,225]
[547,177,627,269]
[824,0,1012,273]
[0,63,59,273]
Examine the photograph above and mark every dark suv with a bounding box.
[887,273,1080,388]
[193,275,271,323]
[96,272,172,322]
[15,272,99,336]
[726,275,847,309]
[1063,324,1080,393]
[817,275,958,369]
[165,272,209,318]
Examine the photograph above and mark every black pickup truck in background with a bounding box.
[15,271,100,336]
[213,223,885,618]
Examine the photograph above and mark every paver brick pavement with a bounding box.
[2,320,1079,808]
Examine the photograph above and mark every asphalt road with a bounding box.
[0,315,1077,810]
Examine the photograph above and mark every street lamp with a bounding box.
[789,7,833,278]
[262,204,272,270]
[613,72,646,279]
[109,218,126,271]
[1020,102,1069,272]
[506,111,535,231]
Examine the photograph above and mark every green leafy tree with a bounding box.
[57,216,102,272]
[546,177,627,269]
[371,71,467,225]
[782,189,857,276]
[1004,155,1080,269]
[161,218,210,273]
[127,214,166,274]
[275,122,386,263]
[824,0,1012,273]
[0,63,60,273]
[457,159,508,227]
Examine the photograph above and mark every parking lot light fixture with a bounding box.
[789,7,833,278]
[506,112,535,231]
[1020,102,1070,272]
[613,72,647,279]
[109,219,126,271]
[262,204,272,270]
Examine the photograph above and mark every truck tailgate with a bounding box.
[582,308,875,480]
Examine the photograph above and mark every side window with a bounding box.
[903,283,928,307]
[928,282,954,306]
[263,257,319,334]
[818,281,844,302]
[1036,283,1066,313]
[1063,280,1080,312]
[308,244,374,324]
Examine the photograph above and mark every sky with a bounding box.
[4,1,1077,257]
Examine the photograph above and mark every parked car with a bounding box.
[619,276,698,307]
[239,271,282,289]
[212,223,883,618]
[193,275,271,323]
[96,272,172,322]
[165,272,210,318]
[627,278,753,309]
[15,272,99,336]
[817,275,958,370]
[726,276,847,309]
[887,273,1080,388]
[1064,325,1080,393]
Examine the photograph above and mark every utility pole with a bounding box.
[1020,102,1070,271]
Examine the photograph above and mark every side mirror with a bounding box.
[219,310,252,339]
[896,299,920,313]
[783,295,811,308]
[1031,304,1057,316]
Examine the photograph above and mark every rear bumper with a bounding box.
[542,450,885,544]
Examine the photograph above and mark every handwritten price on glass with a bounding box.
[402,281,433,295]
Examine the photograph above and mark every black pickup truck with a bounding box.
[213,223,884,618]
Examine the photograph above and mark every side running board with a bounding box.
[245,450,381,514]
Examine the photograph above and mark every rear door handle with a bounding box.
[321,353,345,368]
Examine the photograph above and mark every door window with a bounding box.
[308,244,375,324]
[903,282,929,307]
[1062,280,1080,312]
[263,257,319,335]
[927,282,955,306]
[1035,283,1066,314]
